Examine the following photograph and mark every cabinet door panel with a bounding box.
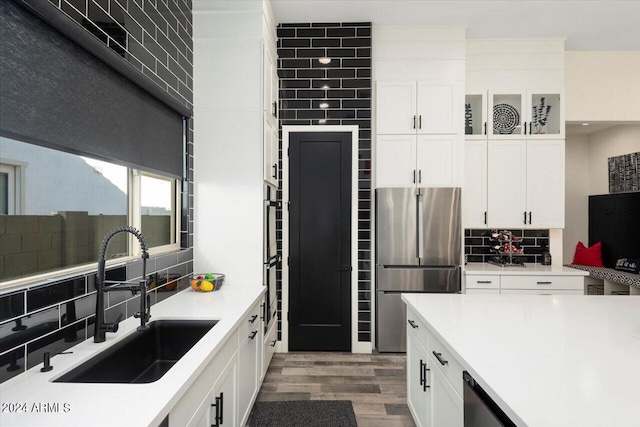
[416,135,458,187]
[376,135,416,187]
[463,140,487,228]
[417,82,456,134]
[211,360,237,427]
[430,362,463,427]
[487,140,527,228]
[377,81,417,134]
[526,140,564,228]
[407,329,430,427]
[238,331,259,425]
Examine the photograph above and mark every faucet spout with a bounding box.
[94,226,150,343]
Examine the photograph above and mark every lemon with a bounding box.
[200,281,214,292]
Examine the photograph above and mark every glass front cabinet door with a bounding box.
[464,93,487,139]
[488,91,526,138]
[527,91,563,138]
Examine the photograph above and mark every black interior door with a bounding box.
[289,132,351,351]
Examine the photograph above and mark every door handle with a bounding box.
[249,330,258,340]
[249,314,258,324]
[528,211,532,224]
[524,121,527,135]
[418,170,422,184]
[484,211,487,225]
[272,101,277,117]
[337,266,352,271]
[419,115,422,129]
[413,170,416,184]
[423,366,430,391]
[433,351,448,366]
[419,359,425,386]
[523,211,527,224]
[413,115,416,129]
[537,281,552,285]
[529,122,532,135]
[417,194,424,259]
[484,122,487,135]
[407,319,419,329]
[272,164,277,179]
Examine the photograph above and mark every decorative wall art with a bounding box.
[465,103,473,135]
[493,103,520,134]
[532,97,552,134]
[608,152,639,193]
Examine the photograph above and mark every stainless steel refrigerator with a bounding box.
[375,187,462,352]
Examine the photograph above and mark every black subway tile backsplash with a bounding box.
[0,292,25,322]
[26,278,85,312]
[0,306,60,354]
[276,22,372,343]
[464,229,551,264]
[0,347,26,383]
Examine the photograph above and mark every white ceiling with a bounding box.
[271,0,640,50]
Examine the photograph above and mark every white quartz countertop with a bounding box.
[402,293,640,427]
[0,283,265,427]
[465,262,589,275]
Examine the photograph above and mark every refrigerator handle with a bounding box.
[417,193,424,260]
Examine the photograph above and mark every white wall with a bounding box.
[563,134,590,262]
[588,125,640,195]
[563,125,640,261]
[565,51,640,122]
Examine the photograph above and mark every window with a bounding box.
[0,136,180,286]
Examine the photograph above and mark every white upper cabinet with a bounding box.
[377,81,457,135]
[487,140,527,228]
[263,46,278,129]
[416,135,458,187]
[482,139,565,229]
[525,140,565,228]
[467,90,564,140]
[376,135,417,187]
[376,81,417,134]
[463,140,487,228]
[417,82,456,134]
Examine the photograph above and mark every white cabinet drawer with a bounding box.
[465,275,500,290]
[428,330,464,398]
[501,275,583,291]
[407,307,429,350]
[239,301,261,340]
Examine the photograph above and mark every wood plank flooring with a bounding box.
[253,352,416,426]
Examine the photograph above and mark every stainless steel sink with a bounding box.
[54,320,218,384]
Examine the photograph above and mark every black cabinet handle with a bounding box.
[423,366,430,391]
[413,170,416,184]
[537,281,552,285]
[407,319,418,329]
[433,351,448,366]
[249,330,258,340]
[523,211,527,224]
[419,115,422,129]
[528,211,532,225]
[484,122,487,135]
[419,359,425,386]
[249,314,258,324]
[219,392,224,425]
[211,392,223,427]
[484,211,487,225]
[413,115,416,129]
[477,280,492,284]
[272,101,277,118]
[529,122,532,135]
[418,170,422,184]
[524,121,527,135]
[270,340,277,347]
[272,164,277,179]
[260,303,265,321]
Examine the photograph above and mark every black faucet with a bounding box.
[94,226,150,343]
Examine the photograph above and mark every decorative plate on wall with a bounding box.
[493,103,520,134]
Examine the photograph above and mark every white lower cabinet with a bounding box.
[172,296,272,427]
[429,360,463,427]
[262,318,277,379]
[407,310,463,427]
[466,274,585,295]
[407,327,430,427]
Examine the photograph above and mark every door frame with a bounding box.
[280,125,370,354]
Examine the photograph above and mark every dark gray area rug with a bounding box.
[248,400,357,427]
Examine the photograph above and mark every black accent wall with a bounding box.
[0,0,193,383]
[276,22,372,343]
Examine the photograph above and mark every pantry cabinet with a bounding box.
[377,81,458,135]
[462,140,488,227]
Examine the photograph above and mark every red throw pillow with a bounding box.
[572,241,604,267]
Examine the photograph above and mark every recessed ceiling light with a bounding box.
[319,102,329,109]
[318,57,331,65]
[318,119,327,124]
[321,85,330,90]
[582,123,590,126]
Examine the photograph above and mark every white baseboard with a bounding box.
[352,341,373,354]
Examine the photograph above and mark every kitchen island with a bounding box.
[0,284,267,427]
[402,293,640,427]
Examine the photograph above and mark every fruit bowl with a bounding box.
[190,273,225,292]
